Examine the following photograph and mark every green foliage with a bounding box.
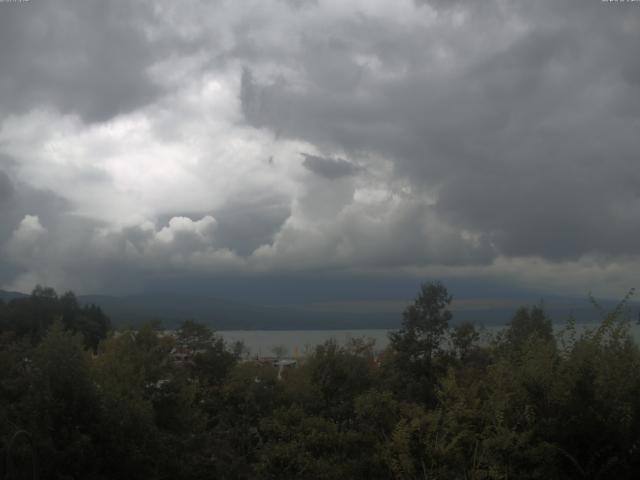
[305,339,374,419]
[29,321,103,478]
[0,286,110,350]
[385,281,453,404]
[450,321,481,361]
[503,305,553,353]
[2,284,640,479]
[392,281,453,358]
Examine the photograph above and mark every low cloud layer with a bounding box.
[0,0,638,298]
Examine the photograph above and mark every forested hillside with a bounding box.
[1,283,639,479]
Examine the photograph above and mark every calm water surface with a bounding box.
[219,323,640,357]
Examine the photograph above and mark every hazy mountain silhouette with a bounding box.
[2,289,637,330]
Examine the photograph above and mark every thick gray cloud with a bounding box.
[0,0,639,297]
[212,199,291,256]
[0,0,162,122]
[301,153,360,179]
[0,171,15,204]
[237,0,640,262]
[158,196,291,257]
[0,163,71,246]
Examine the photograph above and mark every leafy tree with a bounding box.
[176,319,239,387]
[60,291,111,351]
[385,281,453,404]
[2,283,640,479]
[306,339,374,420]
[392,282,453,358]
[256,404,385,480]
[29,321,103,478]
[503,305,553,352]
[92,322,191,479]
[0,286,110,350]
[203,363,285,479]
[450,321,481,361]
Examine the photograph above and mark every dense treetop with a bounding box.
[1,283,639,479]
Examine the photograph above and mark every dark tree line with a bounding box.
[0,286,110,351]
[1,283,640,479]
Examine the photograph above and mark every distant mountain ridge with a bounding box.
[0,290,29,302]
[2,289,638,330]
[77,292,399,330]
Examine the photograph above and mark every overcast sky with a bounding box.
[0,0,638,299]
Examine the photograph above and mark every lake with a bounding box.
[219,322,640,357]
[218,329,392,357]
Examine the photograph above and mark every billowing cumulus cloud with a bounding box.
[0,0,638,297]
[5,215,48,262]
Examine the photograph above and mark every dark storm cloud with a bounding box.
[0,0,161,122]
[157,197,291,257]
[237,0,640,262]
[0,161,81,288]
[0,171,15,204]
[301,153,360,180]
[1,0,639,296]
[0,168,70,246]
[213,199,291,256]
